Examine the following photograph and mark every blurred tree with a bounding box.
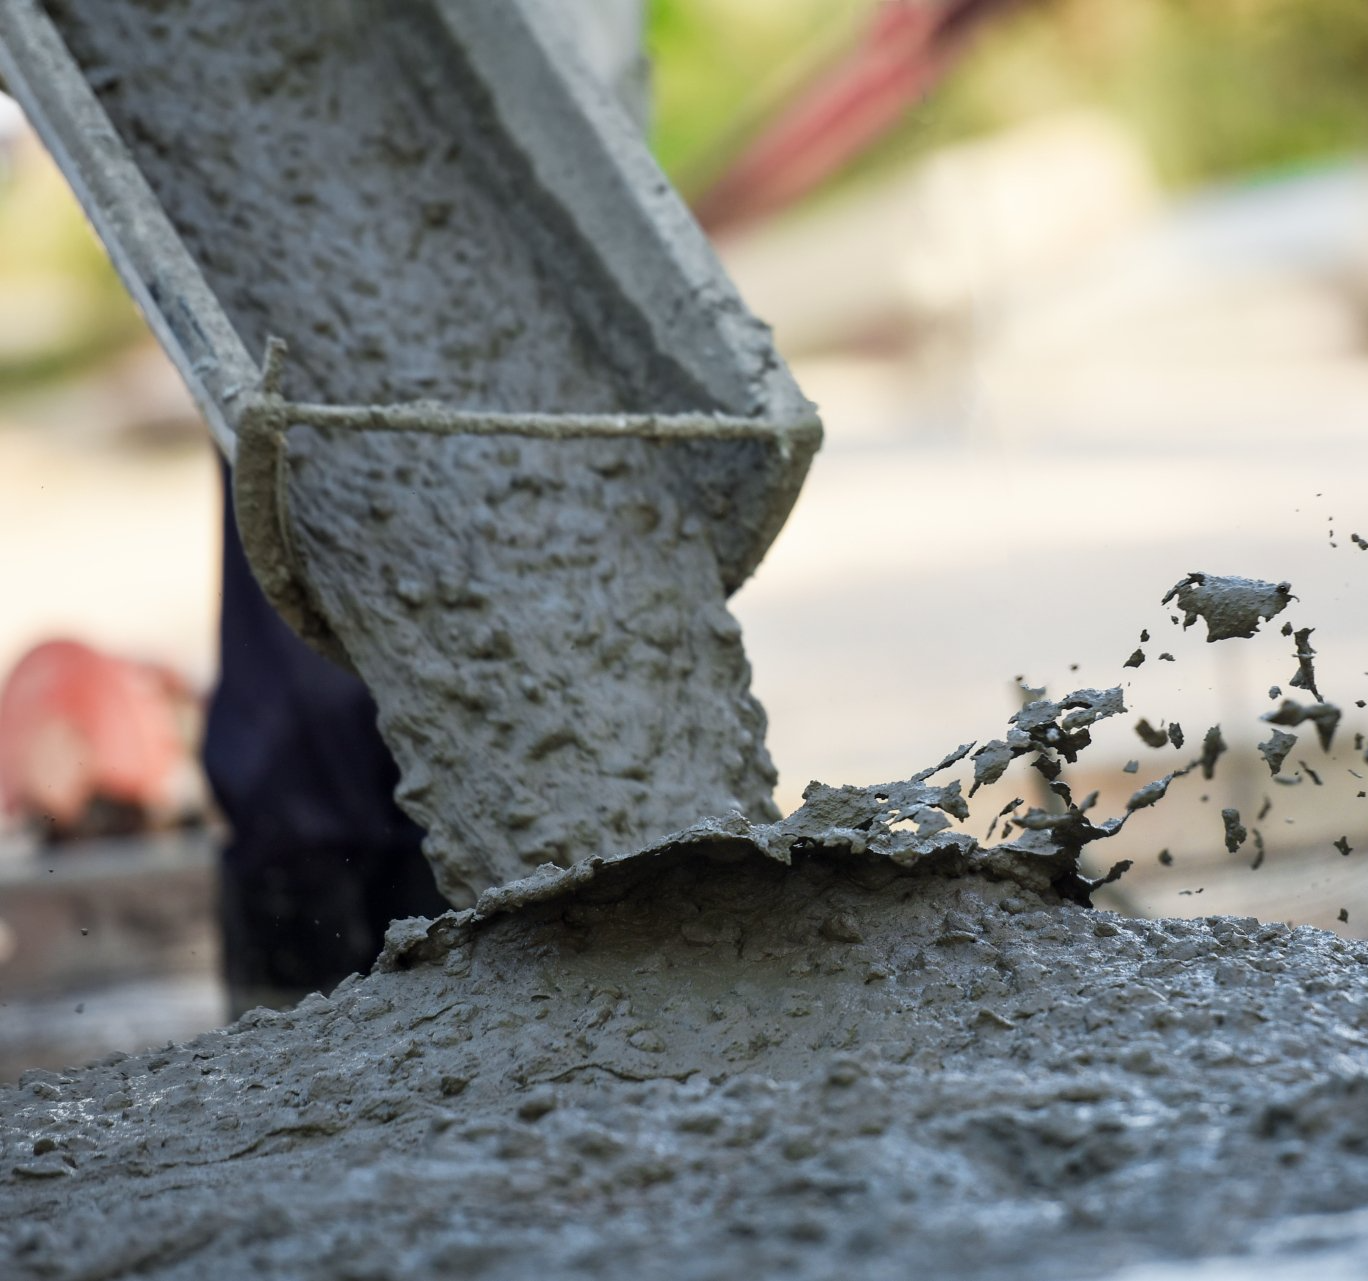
[648,0,874,194]
[938,0,1368,188]
[648,0,1368,207]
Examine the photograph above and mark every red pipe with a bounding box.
[695,0,1023,234]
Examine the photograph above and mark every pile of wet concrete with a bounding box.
[7,813,1368,1281]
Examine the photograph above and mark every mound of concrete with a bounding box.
[7,815,1368,1280]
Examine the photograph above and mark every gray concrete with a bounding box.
[0,0,820,899]
[7,816,1368,1280]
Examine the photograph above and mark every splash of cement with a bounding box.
[1163,573,1294,642]
[1199,725,1228,780]
[1289,626,1324,702]
[971,687,1124,799]
[1135,719,1169,749]
[1264,699,1342,753]
[1221,807,1247,854]
[1260,728,1299,776]
[1126,769,1187,813]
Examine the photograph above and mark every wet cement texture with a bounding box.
[44,0,789,898]
[44,0,706,413]
[9,826,1368,1281]
[285,427,778,902]
[1163,572,1294,642]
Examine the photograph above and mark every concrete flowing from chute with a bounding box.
[0,0,819,903]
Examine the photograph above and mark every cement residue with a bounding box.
[284,427,779,902]
[8,841,1368,1281]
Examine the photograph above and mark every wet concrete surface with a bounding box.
[8,832,1368,1280]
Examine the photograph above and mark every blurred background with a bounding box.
[6,0,1368,1074]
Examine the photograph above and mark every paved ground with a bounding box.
[0,832,222,1080]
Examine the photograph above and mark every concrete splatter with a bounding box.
[1263,698,1342,752]
[1259,728,1298,776]
[1162,572,1294,642]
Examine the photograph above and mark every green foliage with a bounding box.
[648,0,1368,196]
[940,0,1368,188]
[647,0,871,195]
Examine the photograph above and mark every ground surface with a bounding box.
[6,833,1368,1281]
[0,833,222,1081]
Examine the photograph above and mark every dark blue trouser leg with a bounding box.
[204,467,447,1009]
